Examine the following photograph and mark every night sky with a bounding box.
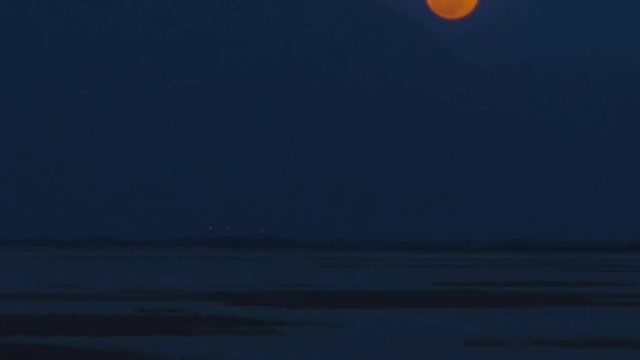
[1,0,639,242]
[397,0,640,63]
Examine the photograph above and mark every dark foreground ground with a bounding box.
[1,249,640,359]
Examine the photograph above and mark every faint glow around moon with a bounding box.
[426,0,478,20]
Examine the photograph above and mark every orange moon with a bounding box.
[426,0,478,20]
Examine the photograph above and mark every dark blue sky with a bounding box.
[1,0,639,242]
[390,0,640,63]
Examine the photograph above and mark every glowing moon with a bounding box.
[426,0,478,20]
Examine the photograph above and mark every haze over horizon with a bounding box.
[1,0,639,243]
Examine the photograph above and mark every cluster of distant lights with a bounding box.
[208,226,266,233]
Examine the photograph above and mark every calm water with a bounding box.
[2,249,640,359]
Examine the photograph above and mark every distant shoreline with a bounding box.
[0,236,639,253]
